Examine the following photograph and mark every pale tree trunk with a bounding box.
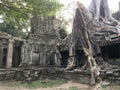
[88,0,118,25]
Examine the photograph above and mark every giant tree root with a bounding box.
[65,56,76,70]
[65,1,119,85]
[83,47,101,85]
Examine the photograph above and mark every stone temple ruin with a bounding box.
[0,0,120,85]
[0,32,24,68]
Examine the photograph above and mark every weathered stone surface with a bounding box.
[6,38,14,68]
[0,67,119,83]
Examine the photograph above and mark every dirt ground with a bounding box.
[0,81,102,90]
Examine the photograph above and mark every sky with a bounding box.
[59,0,120,11]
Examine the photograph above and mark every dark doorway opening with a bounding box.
[76,50,86,67]
[60,51,69,67]
[12,47,22,68]
[47,53,55,65]
[100,43,120,65]
[2,48,7,68]
[101,43,120,60]
[60,50,86,67]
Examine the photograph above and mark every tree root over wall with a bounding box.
[65,1,119,86]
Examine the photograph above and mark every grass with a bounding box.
[25,80,67,88]
[69,86,86,90]
[4,80,120,90]
[101,85,120,90]
[69,86,79,90]
[7,80,67,89]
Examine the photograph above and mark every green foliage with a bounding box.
[0,21,27,37]
[0,0,32,30]
[25,0,63,17]
[0,0,63,37]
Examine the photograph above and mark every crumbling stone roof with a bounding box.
[113,11,120,21]
[0,31,25,42]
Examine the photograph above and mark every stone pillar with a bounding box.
[39,44,46,65]
[0,40,3,67]
[29,44,33,65]
[42,45,46,65]
[39,45,43,65]
[6,38,14,68]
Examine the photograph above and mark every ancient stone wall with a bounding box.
[0,32,24,68]
[20,16,61,66]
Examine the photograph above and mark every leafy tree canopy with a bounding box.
[25,0,63,17]
[0,0,63,37]
[0,21,26,37]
